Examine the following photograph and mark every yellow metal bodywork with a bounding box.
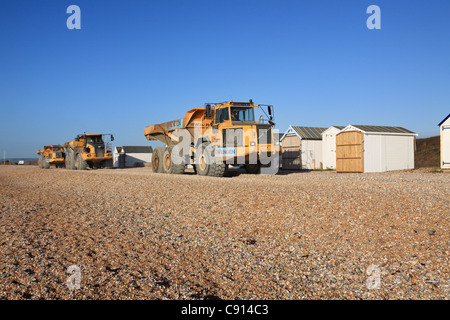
[36,145,65,165]
[144,101,278,164]
[63,134,112,163]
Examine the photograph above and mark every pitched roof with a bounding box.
[350,125,416,134]
[121,146,153,153]
[292,126,328,140]
[438,114,450,126]
[321,126,346,136]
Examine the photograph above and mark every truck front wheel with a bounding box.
[65,153,76,170]
[42,156,50,169]
[195,143,226,177]
[195,144,214,176]
[76,154,88,170]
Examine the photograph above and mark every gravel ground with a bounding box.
[0,166,448,300]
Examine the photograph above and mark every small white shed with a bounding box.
[336,125,418,173]
[439,114,450,169]
[321,126,345,169]
[113,146,153,168]
[281,126,327,170]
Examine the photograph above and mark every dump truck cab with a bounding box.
[63,133,114,170]
[36,145,65,169]
[209,101,276,166]
[77,134,111,159]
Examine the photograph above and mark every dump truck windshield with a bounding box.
[86,135,103,144]
[230,107,254,121]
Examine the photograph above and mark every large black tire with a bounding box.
[94,162,103,169]
[151,147,164,173]
[65,153,76,170]
[163,147,185,174]
[75,153,88,170]
[42,156,50,169]
[213,160,227,177]
[244,163,261,174]
[195,143,226,177]
[195,143,214,176]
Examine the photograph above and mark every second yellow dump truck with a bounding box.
[36,145,66,169]
[144,100,279,177]
[63,133,114,170]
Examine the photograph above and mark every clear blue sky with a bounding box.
[1,0,449,158]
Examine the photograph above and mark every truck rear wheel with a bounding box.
[163,147,185,174]
[152,147,164,173]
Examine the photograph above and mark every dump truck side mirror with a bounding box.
[268,106,272,116]
[111,135,114,142]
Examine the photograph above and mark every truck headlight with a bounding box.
[250,141,256,146]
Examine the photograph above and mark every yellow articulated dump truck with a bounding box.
[144,100,279,177]
[36,145,66,169]
[63,133,114,170]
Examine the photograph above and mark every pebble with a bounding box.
[0,166,448,299]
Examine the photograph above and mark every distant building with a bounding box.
[281,126,327,170]
[113,146,153,168]
[439,114,450,169]
[336,125,417,173]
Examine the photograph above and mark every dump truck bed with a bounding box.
[144,108,206,145]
